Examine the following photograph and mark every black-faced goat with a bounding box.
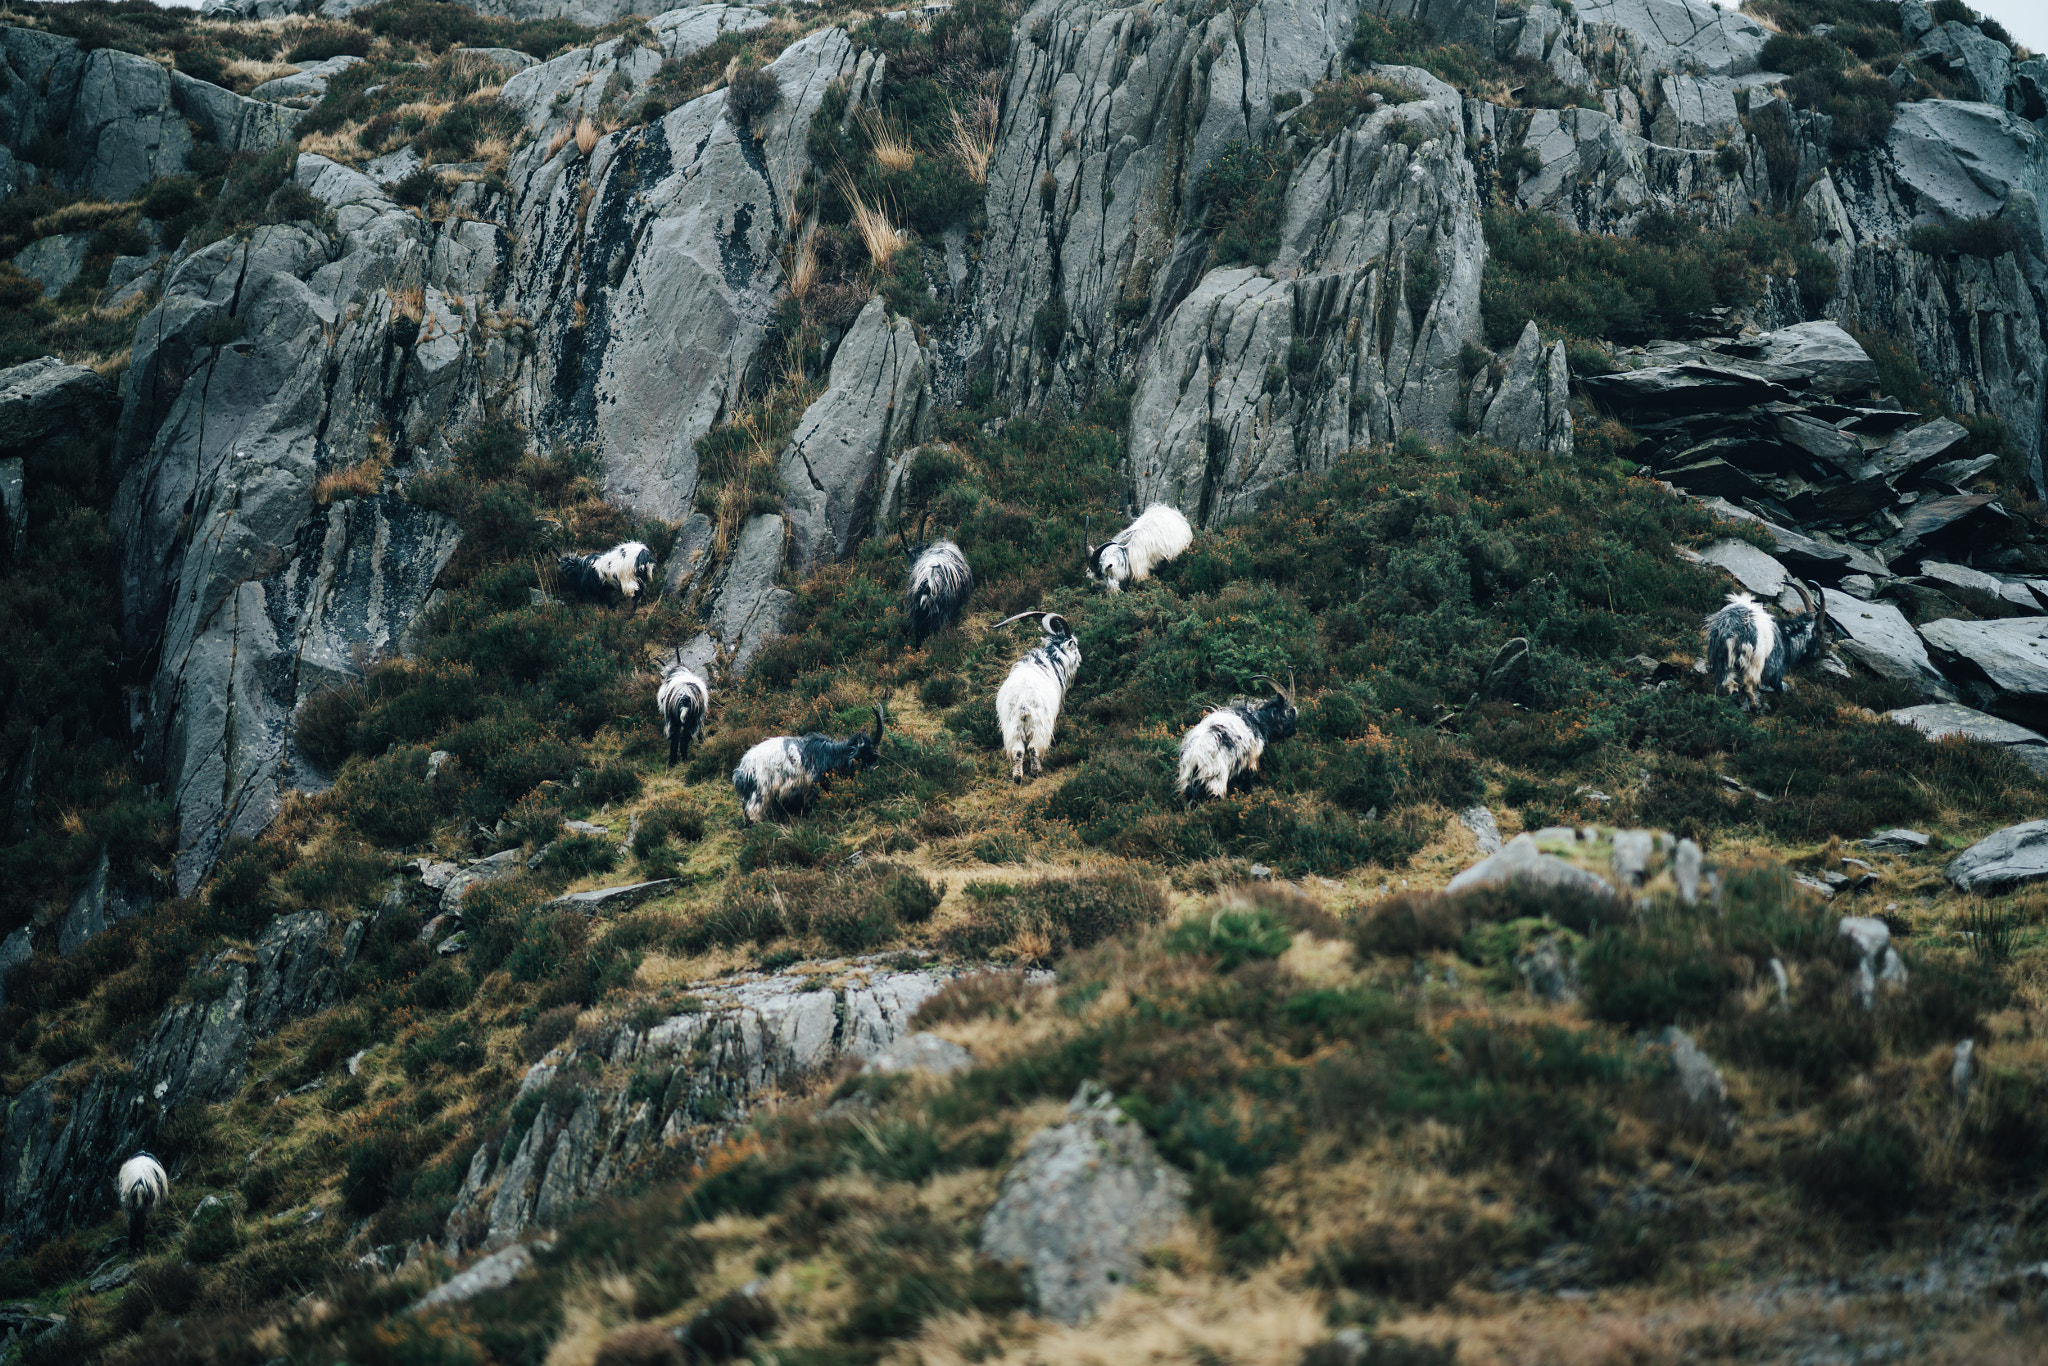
[1086,504,1192,593]
[657,651,709,768]
[1179,672,1299,800]
[731,703,885,824]
[994,611,1081,782]
[903,532,973,648]
[116,1151,168,1255]
[1703,581,1826,712]
[560,541,656,603]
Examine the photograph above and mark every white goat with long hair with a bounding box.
[656,650,709,768]
[731,703,886,824]
[115,1151,169,1255]
[1086,504,1192,593]
[1703,581,1825,713]
[560,541,657,603]
[994,611,1081,782]
[1178,672,1299,800]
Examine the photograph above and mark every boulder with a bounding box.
[1855,418,1970,485]
[245,910,365,1036]
[1918,617,2048,716]
[440,849,525,914]
[779,298,932,571]
[1820,589,1956,701]
[10,233,92,299]
[251,55,365,108]
[1836,915,1907,1007]
[1947,819,2048,893]
[1698,498,1888,580]
[56,851,150,957]
[411,1242,545,1312]
[1890,702,2048,775]
[1698,538,1789,598]
[540,880,676,916]
[455,47,539,72]
[1882,102,2048,253]
[1577,363,1795,417]
[1570,0,1768,75]
[1723,321,1876,396]
[863,1032,974,1077]
[1916,561,2041,617]
[703,513,794,677]
[1861,829,1931,854]
[1514,936,1579,1002]
[1915,21,2012,105]
[0,358,115,457]
[1458,805,1503,855]
[980,1083,1188,1325]
[1655,1026,1733,1136]
[0,456,18,559]
[1445,831,1620,900]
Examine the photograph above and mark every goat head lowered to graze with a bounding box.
[559,541,657,603]
[730,702,886,824]
[1703,580,1827,713]
[657,649,710,769]
[900,518,974,649]
[993,611,1081,782]
[1179,671,1299,800]
[1085,504,1193,593]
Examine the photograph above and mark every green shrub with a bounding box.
[1198,141,1291,267]
[1792,1113,1926,1224]
[1166,902,1294,970]
[814,897,899,953]
[182,1198,242,1264]
[1908,216,2025,261]
[540,833,617,879]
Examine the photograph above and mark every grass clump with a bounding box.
[939,869,1167,961]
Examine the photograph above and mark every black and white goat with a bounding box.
[1085,504,1193,593]
[657,651,710,768]
[731,703,885,824]
[903,533,974,648]
[116,1151,168,1256]
[559,541,657,603]
[994,611,1081,783]
[1179,672,1299,800]
[1703,581,1826,713]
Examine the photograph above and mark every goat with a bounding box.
[559,541,656,603]
[1179,672,1299,800]
[731,703,885,824]
[902,528,973,648]
[657,650,710,768]
[1703,581,1825,712]
[994,611,1081,782]
[1086,504,1193,593]
[115,1151,168,1256]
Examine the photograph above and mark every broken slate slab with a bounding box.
[1861,829,1931,854]
[1948,819,2048,893]
[1890,703,2048,775]
[1854,417,1969,484]
[1698,538,1789,598]
[1916,562,2041,617]
[439,849,523,913]
[1821,589,1956,700]
[1725,320,1876,396]
[1880,493,2003,563]
[540,880,677,916]
[1918,618,2048,708]
[410,1241,550,1312]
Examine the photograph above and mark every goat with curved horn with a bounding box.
[903,529,973,648]
[730,696,887,824]
[1085,504,1192,593]
[994,609,1081,782]
[1703,579,1828,714]
[1179,668,1301,801]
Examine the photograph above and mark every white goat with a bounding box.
[1178,672,1299,800]
[560,541,656,602]
[115,1151,169,1255]
[731,704,886,824]
[657,651,710,768]
[1086,504,1193,593]
[994,611,1081,782]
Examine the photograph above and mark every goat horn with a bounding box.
[1042,613,1070,638]
[1286,668,1296,706]
[872,701,886,741]
[1083,515,1093,553]
[1789,578,1817,614]
[990,610,1048,631]
[674,646,683,666]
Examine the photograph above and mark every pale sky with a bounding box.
[119,0,2048,61]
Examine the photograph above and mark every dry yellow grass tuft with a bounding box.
[946,94,1000,185]
[297,124,367,164]
[575,117,601,156]
[786,217,819,299]
[857,107,917,172]
[834,169,906,267]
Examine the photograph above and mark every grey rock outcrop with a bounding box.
[1477,321,1573,456]
[1458,804,1503,855]
[1571,0,1768,77]
[1837,914,1908,1008]
[0,357,115,456]
[1862,828,1931,854]
[979,1083,1189,1326]
[779,297,933,571]
[0,928,31,1008]
[1891,702,2048,775]
[865,1032,974,1077]
[446,958,965,1250]
[10,233,91,299]
[1948,818,2048,893]
[411,1242,546,1312]
[56,851,150,957]
[0,907,365,1243]
[251,55,366,108]
[1446,831,1619,900]
[1699,538,1789,599]
[1655,1026,1734,1136]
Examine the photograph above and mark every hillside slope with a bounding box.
[0,0,2047,1361]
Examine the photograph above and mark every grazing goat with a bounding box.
[1086,504,1193,593]
[559,541,656,602]
[994,611,1081,782]
[731,703,885,824]
[116,1152,168,1256]
[1179,672,1299,800]
[657,651,710,768]
[903,535,974,648]
[1704,581,1825,713]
